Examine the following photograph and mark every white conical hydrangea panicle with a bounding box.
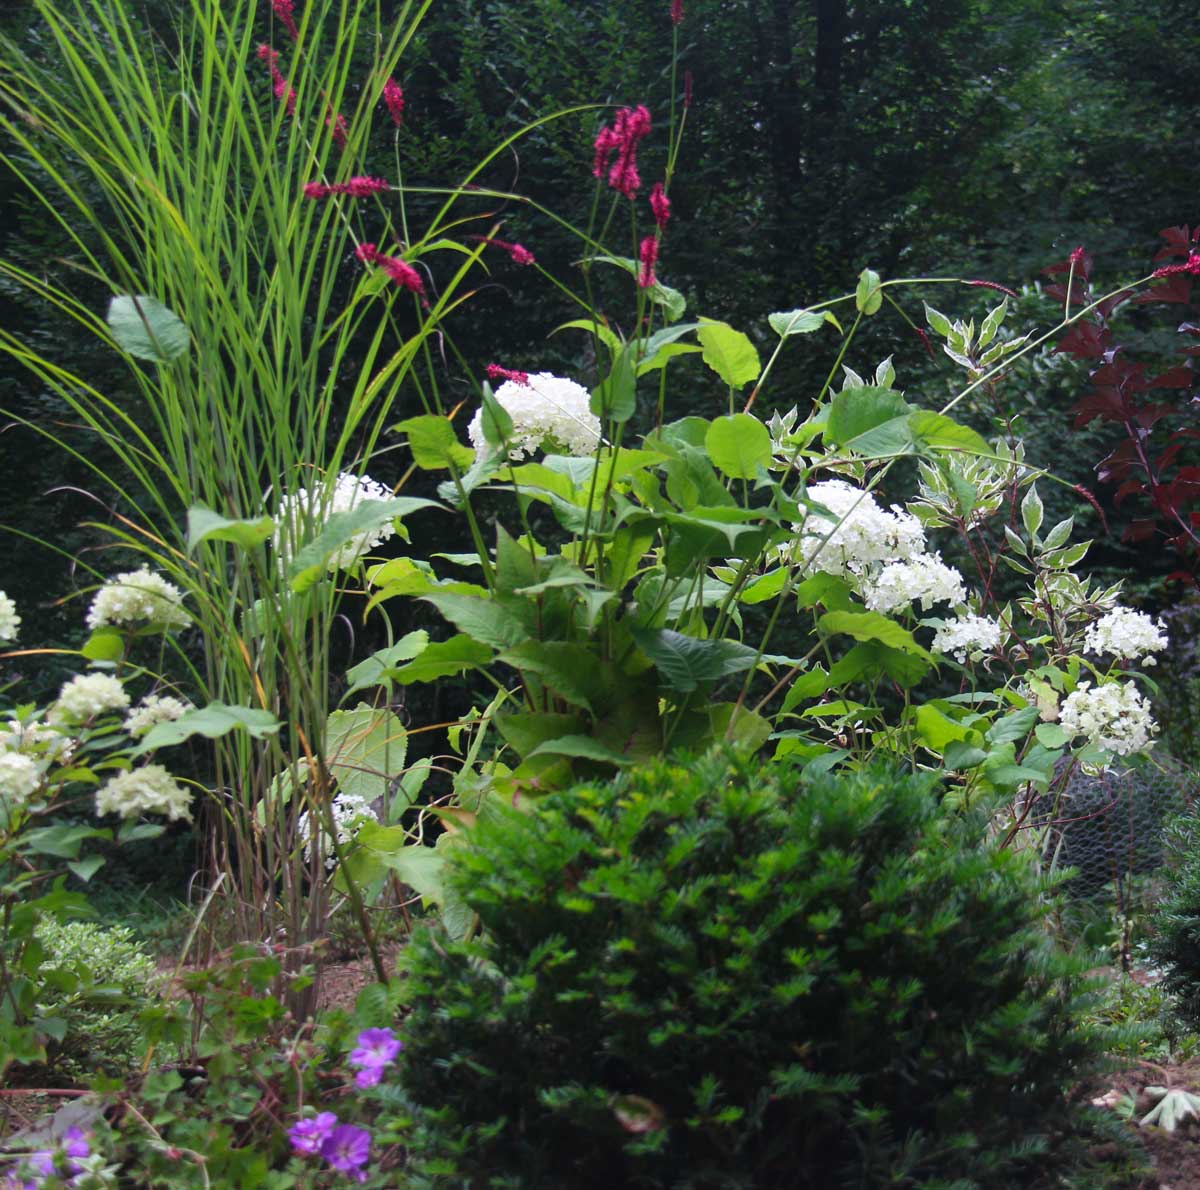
[1058,680,1157,757]
[1082,605,1168,665]
[793,480,926,576]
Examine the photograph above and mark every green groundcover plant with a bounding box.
[393,750,1139,1189]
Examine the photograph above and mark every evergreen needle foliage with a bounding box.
[397,751,1124,1188]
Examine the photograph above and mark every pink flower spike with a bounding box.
[650,182,671,230]
[507,242,536,266]
[303,182,331,200]
[379,254,425,296]
[272,0,299,41]
[1152,254,1200,279]
[487,364,530,386]
[638,236,659,288]
[965,279,1018,298]
[327,109,349,148]
[341,176,390,198]
[593,106,652,200]
[356,242,381,265]
[257,44,279,65]
[670,0,684,24]
[383,77,405,127]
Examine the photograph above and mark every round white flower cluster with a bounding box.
[794,480,926,577]
[0,590,20,643]
[86,566,190,631]
[1082,606,1168,665]
[50,673,130,723]
[930,613,1002,663]
[275,471,395,570]
[298,792,377,871]
[1058,680,1157,757]
[863,553,967,614]
[95,763,192,821]
[124,694,192,739]
[0,751,41,804]
[468,372,602,462]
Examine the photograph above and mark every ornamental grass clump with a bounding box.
[397,750,1127,1188]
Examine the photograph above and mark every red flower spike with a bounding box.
[487,364,530,386]
[303,182,331,200]
[965,279,1017,298]
[1152,254,1200,280]
[305,178,389,200]
[914,326,935,359]
[356,242,381,265]
[593,105,652,200]
[379,255,425,295]
[650,182,671,231]
[327,109,349,148]
[638,236,659,288]
[507,242,535,266]
[272,0,299,41]
[383,78,405,128]
[670,0,684,24]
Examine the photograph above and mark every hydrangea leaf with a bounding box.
[345,631,431,694]
[130,702,282,756]
[106,294,190,363]
[327,706,407,803]
[391,415,474,470]
[696,319,761,388]
[818,610,932,661]
[186,506,275,552]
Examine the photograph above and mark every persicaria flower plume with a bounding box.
[671,0,684,24]
[1152,253,1200,279]
[650,182,671,230]
[303,177,389,200]
[356,243,425,297]
[272,0,298,40]
[257,44,296,115]
[487,364,530,386]
[593,105,652,199]
[382,77,405,126]
[638,236,659,288]
[469,235,536,266]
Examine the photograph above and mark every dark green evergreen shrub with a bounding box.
[1151,800,1200,1028]
[396,751,1121,1189]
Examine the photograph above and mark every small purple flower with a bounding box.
[320,1124,372,1181]
[62,1128,89,1173]
[289,1111,338,1155]
[349,1026,402,1088]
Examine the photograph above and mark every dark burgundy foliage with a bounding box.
[1055,228,1200,585]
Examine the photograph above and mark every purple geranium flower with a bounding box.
[320,1124,371,1182]
[288,1111,339,1155]
[62,1127,90,1174]
[349,1026,402,1089]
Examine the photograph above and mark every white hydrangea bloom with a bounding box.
[0,591,20,643]
[124,695,192,739]
[793,480,926,576]
[931,613,1002,663]
[95,764,192,821]
[51,673,130,723]
[862,553,967,613]
[1,717,75,762]
[1058,681,1157,757]
[468,372,602,462]
[86,566,190,631]
[297,792,377,871]
[1082,606,1168,665]
[0,751,41,804]
[275,471,395,570]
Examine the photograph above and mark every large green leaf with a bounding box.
[632,628,760,693]
[825,387,912,450]
[422,592,529,649]
[495,712,584,759]
[496,641,607,710]
[344,631,431,693]
[528,734,633,766]
[391,414,474,470]
[909,411,990,457]
[22,825,111,860]
[855,268,883,316]
[327,706,407,803]
[385,635,493,684]
[187,506,275,552]
[818,610,932,661]
[696,319,761,387]
[591,346,637,422]
[705,413,771,479]
[107,294,190,363]
[132,702,282,755]
[767,308,840,337]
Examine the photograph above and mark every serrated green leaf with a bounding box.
[631,628,760,693]
[385,635,492,684]
[131,702,282,756]
[327,706,407,803]
[391,415,475,470]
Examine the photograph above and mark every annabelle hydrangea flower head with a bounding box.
[94,764,192,821]
[468,372,602,462]
[1082,605,1168,665]
[86,566,190,631]
[297,791,377,870]
[0,752,41,806]
[274,471,396,571]
[0,591,20,642]
[50,673,130,723]
[793,479,926,577]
